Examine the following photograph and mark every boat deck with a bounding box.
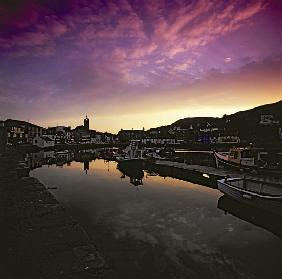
[226,178,282,196]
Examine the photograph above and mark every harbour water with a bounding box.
[31,158,282,279]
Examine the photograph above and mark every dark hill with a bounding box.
[151,100,282,143]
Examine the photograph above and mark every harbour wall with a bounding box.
[0,152,117,279]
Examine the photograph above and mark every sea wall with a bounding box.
[0,153,117,279]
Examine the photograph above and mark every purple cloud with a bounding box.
[0,0,281,131]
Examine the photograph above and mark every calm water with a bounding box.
[31,158,282,279]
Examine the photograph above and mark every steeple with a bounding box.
[84,115,89,131]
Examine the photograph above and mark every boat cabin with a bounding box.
[228,148,255,167]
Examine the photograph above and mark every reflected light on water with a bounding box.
[30,159,282,279]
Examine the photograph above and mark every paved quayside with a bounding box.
[0,154,117,279]
[151,160,282,185]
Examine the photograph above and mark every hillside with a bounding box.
[150,100,282,143]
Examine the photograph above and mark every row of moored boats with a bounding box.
[107,142,282,215]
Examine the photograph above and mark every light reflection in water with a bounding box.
[30,158,282,279]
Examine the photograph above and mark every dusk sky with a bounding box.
[0,0,281,132]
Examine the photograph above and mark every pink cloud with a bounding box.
[49,20,68,37]
[13,31,49,47]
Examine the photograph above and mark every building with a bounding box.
[148,128,161,136]
[117,128,146,142]
[45,126,71,144]
[32,135,55,148]
[91,133,102,144]
[259,115,280,126]
[84,116,89,131]
[217,136,240,144]
[197,135,217,144]
[0,121,7,152]
[72,127,91,144]
[141,137,178,145]
[80,131,91,144]
[4,119,43,145]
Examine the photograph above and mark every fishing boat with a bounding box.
[116,140,144,167]
[214,147,282,176]
[217,177,282,215]
[214,147,255,169]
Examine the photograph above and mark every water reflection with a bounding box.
[29,151,282,279]
[25,149,101,170]
[117,162,144,187]
[218,195,282,240]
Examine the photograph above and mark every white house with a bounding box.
[259,115,279,126]
[141,138,178,145]
[32,135,55,148]
[217,136,240,144]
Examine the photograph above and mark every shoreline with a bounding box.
[0,153,117,279]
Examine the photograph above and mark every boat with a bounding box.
[214,147,255,169]
[217,177,282,215]
[101,147,121,160]
[116,140,144,167]
[214,147,282,176]
[217,195,282,239]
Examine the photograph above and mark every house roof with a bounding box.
[5,119,43,129]
[34,136,54,142]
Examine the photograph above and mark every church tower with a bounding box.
[84,115,89,131]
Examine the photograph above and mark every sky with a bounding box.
[0,0,281,132]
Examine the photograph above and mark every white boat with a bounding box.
[217,177,282,215]
[116,140,144,163]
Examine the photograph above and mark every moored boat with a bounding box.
[217,177,282,215]
[214,147,255,170]
[214,147,282,177]
[116,140,144,167]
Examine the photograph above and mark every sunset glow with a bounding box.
[0,0,281,132]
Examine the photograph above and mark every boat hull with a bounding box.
[214,152,282,177]
[217,179,282,216]
[214,152,255,170]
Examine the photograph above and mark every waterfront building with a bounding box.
[45,126,71,144]
[117,128,146,142]
[91,133,102,144]
[141,137,178,145]
[32,135,55,148]
[4,119,43,144]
